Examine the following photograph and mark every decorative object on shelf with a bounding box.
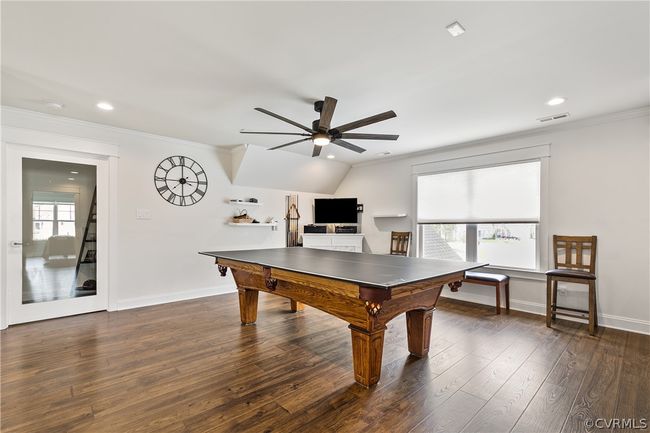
[240,96,399,158]
[285,195,300,247]
[229,199,262,206]
[154,155,207,206]
[232,210,254,224]
[304,224,326,234]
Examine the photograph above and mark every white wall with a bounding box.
[1,107,330,318]
[113,134,326,309]
[336,109,650,334]
[2,107,649,334]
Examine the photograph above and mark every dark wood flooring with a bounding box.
[1,293,648,433]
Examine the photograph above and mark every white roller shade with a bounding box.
[417,161,541,224]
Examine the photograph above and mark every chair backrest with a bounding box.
[553,235,597,273]
[390,231,411,256]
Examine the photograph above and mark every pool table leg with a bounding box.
[290,300,304,312]
[238,289,258,325]
[349,326,385,387]
[406,308,434,357]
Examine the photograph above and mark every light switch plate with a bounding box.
[136,208,152,220]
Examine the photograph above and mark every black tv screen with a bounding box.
[314,198,358,224]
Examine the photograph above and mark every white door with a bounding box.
[5,145,109,324]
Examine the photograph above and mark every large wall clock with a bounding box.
[154,155,207,206]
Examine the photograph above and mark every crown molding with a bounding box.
[352,105,650,168]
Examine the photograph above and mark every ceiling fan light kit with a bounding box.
[312,133,330,146]
[241,96,399,157]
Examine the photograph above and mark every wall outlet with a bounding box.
[136,208,152,220]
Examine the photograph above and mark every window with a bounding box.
[32,199,76,240]
[32,203,54,241]
[417,161,541,270]
[56,203,76,236]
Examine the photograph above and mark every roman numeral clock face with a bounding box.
[154,156,207,206]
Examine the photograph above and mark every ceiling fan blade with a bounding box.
[318,96,337,131]
[312,145,323,157]
[332,110,397,133]
[340,133,399,140]
[240,131,311,136]
[333,139,366,154]
[255,107,314,133]
[267,138,312,150]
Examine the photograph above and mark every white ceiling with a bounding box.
[2,2,648,164]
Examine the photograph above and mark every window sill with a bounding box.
[480,266,546,281]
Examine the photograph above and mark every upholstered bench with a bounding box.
[462,271,510,314]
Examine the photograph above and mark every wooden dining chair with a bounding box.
[390,231,411,256]
[546,235,598,335]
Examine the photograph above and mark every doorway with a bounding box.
[5,146,109,324]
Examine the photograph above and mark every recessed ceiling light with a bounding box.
[326,154,335,159]
[546,97,566,106]
[68,177,75,181]
[45,101,64,110]
[70,171,79,174]
[96,101,114,111]
[376,151,391,157]
[446,21,466,37]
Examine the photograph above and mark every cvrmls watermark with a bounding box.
[584,418,648,430]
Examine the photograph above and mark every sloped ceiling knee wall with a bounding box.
[230,144,350,194]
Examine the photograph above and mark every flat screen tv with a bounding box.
[314,198,358,224]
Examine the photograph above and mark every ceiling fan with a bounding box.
[241,96,399,157]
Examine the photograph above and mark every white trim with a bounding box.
[441,290,650,335]
[107,156,119,311]
[411,144,550,175]
[114,283,236,311]
[0,141,6,329]
[353,106,649,168]
[2,131,119,325]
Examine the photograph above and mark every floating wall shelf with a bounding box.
[229,201,262,207]
[228,222,277,227]
[373,213,408,218]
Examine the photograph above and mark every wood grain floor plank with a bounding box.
[511,328,602,433]
[461,339,537,401]
[1,293,647,433]
[410,390,487,433]
[612,331,650,433]
[561,327,626,433]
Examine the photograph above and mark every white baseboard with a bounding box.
[113,283,237,311]
[441,290,650,335]
[110,283,649,335]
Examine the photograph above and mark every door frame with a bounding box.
[1,127,119,328]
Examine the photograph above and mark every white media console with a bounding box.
[302,233,364,253]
